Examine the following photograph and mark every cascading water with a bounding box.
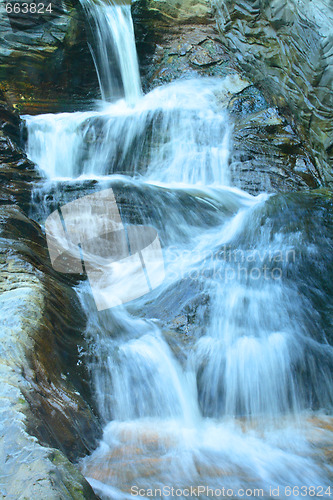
[23,0,333,498]
[24,79,230,184]
[80,0,141,104]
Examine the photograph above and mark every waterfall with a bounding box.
[80,0,142,103]
[24,79,230,184]
[22,0,333,498]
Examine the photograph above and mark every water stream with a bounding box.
[23,0,333,498]
[81,0,141,104]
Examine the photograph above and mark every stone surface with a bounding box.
[229,89,321,193]
[0,90,41,212]
[212,0,333,186]
[0,0,98,114]
[132,0,322,193]
[0,92,100,499]
[0,205,100,499]
[132,0,236,91]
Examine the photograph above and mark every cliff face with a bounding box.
[212,0,333,186]
[132,0,232,91]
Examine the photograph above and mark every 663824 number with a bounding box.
[284,486,332,496]
[5,3,53,14]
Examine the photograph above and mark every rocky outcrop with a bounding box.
[0,91,41,211]
[0,93,100,497]
[0,0,98,113]
[132,0,323,193]
[132,0,237,90]
[228,82,321,193]
[212,0,333,187]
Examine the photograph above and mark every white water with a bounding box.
[76,184,333,497]
[23,1,333,498]
[80,0,141,103]
[24,79,230,185]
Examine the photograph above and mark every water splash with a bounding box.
[76,190,333,497]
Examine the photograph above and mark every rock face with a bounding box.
[212,0,333,187]
[228,82,321,193]
[0,0,98,113]
[132,0,236,90]
[0,91,41,211]
[0,94,100,497]
[132,0,321,193]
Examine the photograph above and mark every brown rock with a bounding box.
[0,89,100,498]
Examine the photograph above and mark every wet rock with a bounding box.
[0,91,41,212]
[0,205,101,498]
[214,73,251,106]
[230,99,321,194]
[111,181,232,244]
[132,0,235,91]
[0,0,98,113]
[0,88,21,141]
[139,0,211,24]
[0,91,100,498]
[228,86,268,116]
[143,278,211,341]
[213,0,333,187]
[189,39,225,67]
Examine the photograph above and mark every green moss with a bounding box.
[311,188,333,199]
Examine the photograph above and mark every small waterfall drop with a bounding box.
[24,79,230,184]
[81,0,142,103]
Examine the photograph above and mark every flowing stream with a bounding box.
[23,0,333,498]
